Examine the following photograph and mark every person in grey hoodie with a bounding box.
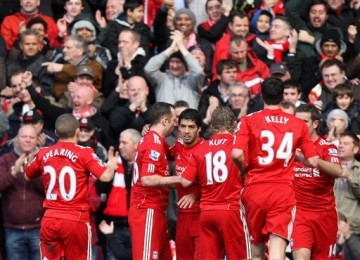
[144,30,204,109]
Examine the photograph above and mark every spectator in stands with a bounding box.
[254,15,292,64]
[301,28,347,96]
[283,80,306,107]
[43,35,103,99]
[102,0,152,58]
[7,29,55,97]
[334,133,360,259]
[0,109,56,156]
[337,213,360,259]
[172,8,213,75]
[212,10,255,75]
[286,0,335,58]
[109,76,150,140]
[227,82,250,120]
[61,0,84,25]
[99,128,142,260]
[198,59,237,118]
[105,0,124,21]
[322,83,360,136]
[0,0,60,51]
[198,0,229,44]
[250,9,273,38]
[325,108,349,147]
[0,124,44,260]
[227,35,270,97]
[144,30,204,109]
[103,29,147,97]
[308,59,360,110]
[67,17,112,69]
[270,62,291,82]
[23,71,115,148]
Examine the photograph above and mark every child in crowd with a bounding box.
[283,80,306,107]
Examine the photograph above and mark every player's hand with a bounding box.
[177,193,196,209]
[107,146,119,170]
[99,220,114,235]
[142,124,150,136]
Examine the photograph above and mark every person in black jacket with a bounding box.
[101,0,153,59]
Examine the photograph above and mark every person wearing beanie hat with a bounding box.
[326,108,349,146]
[315,29,346,60]
[71,20,97,42]
[173,7,213,75]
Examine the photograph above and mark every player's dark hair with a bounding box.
[55,114,79,138]
[296,104,321,123]
[261,77,284,105]
[148,102,174,125]
[179,109,202,128]
[216,59,237,75]
[211,106,236,133]
[340,132,360,147]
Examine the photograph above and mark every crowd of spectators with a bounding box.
[0,0,359,259]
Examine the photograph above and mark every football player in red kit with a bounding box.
[26,114,118,259]
[181,106,251,259]
[129,102,181,260]
[292,104,342,259]
[170,108,204,259]
[232,78,319,259]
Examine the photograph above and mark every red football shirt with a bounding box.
[172,138,203,213]
[182,133,243,211]
[26,142,108,222]
[130,130,171,212]
[234,109,317,185]
[293,137,340,211]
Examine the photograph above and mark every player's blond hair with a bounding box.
[211,106,236,133]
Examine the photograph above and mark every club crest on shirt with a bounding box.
[149,150,160,161]
[328,148,338,156]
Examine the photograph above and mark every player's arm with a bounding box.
[232,148,245,175]
[317,159,342,177]
[141,175,181,187]
[99,147,118,182]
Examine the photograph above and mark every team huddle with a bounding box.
[22,77,343,259]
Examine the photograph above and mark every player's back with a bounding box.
[130,130,170,212]
[27,142,107,222]
[235,109,316,185]
[294,137,339,210]
[192,133,242,210]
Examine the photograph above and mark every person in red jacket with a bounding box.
[1,0,61,52]
[228,35,270,97]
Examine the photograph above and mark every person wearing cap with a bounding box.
[0,124,43,260]
[77,117,107,162]
[270,62,291,82]
[42,35,103,99]
[144,30,204,109]
[0,109,56,156]
[7,29,55,97]
[102,0,153,59]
